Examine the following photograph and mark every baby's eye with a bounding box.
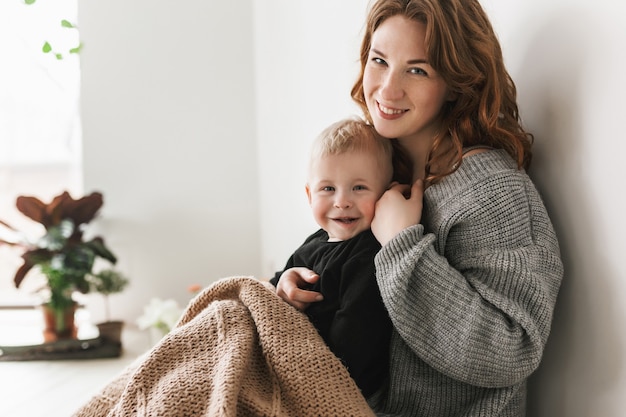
[322,186,335,192]
[353,185,368,191]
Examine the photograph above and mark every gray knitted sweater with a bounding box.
[371,149,563,417]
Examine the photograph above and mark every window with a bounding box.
[0,0,81,304]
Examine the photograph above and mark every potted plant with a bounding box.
[0,190,121,341]
[87,269,129,345]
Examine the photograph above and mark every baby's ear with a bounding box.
[305,184,312,205]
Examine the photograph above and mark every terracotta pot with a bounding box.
[42,303,78,342]
[96,320,124,345]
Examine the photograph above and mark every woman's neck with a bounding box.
[397,136,433,181]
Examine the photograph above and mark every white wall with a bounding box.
[253,1,369,276]
[79,1,626,415]
[78,0,260,322]
[481,1,626,416]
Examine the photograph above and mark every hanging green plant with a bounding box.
[26,0,82,60]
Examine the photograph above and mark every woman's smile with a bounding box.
[377,101,407,117]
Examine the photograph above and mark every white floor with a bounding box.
[0,310,152,417]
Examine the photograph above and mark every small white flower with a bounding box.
[136,298,183,334]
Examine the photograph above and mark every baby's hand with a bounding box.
[275,267,323,311]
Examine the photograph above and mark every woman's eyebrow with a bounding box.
[370,48,429,65]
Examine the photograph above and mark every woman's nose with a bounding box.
[379,70,404,101]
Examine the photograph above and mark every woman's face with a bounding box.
[363,15,452,147]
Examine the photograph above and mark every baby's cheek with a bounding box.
[362,202,377,224]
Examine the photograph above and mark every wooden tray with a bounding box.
[0,336,122,361]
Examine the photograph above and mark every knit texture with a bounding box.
[371,149,564,417]
[72,277,375,417]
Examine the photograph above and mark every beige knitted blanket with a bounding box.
[72,276,375,417]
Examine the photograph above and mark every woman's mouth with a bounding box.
[377,101,407,119]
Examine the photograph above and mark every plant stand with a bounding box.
[0,336,122,361]
[0,306,124,362]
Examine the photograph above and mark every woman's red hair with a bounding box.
[351,0,533,183]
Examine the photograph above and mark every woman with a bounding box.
[275,0,564,416]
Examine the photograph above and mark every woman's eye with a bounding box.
[371,57,386,65]
[409,67,428,76]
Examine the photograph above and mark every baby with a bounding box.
[270,117,394,398]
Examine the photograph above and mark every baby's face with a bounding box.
[306,150,390,241]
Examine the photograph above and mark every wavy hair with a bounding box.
[351,0,533,183]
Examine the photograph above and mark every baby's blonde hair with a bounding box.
[309,117,394,183]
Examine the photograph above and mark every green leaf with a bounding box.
[61,19,75,29]
[55,53,64,60]
[88,269,129,295]
[85,237,117,264]
[42,42,52,53]
[69,43,83,55]
[25,0,36,4]
[38,220,74,251]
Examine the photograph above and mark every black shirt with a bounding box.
[271,228,391,397]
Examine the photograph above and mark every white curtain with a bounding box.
[0,0,81,301]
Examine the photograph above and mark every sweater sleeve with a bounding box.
[374,170,563,388]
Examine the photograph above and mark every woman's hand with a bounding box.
[372,180,424,246]
[275,267,323,311]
